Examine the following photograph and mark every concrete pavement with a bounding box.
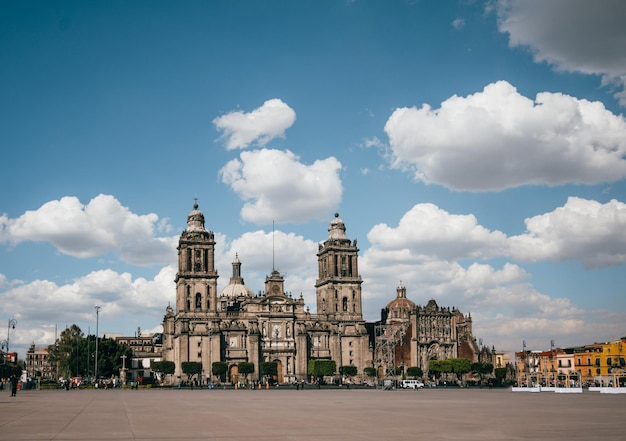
[1,387,624,440]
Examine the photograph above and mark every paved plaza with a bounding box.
[1,387,624,440]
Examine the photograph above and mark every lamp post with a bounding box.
[208,327,212,385]
[6,319,17,353]
[94,305,100,383]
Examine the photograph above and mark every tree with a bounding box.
[47,325,132,381]
[259,362,278,381]
[95,337,133,379]
[151,360,175,384]
[238,362,254,382]
[450,358,471,384]
[406,366,423,379]
[339,365,357,377]
[494,367,507,386]
[308,359,336,381]
[363,367,376,379]
[48,324,84,380]
[212,361,228,382]
[471,361,494,385]
[181,361,202,383]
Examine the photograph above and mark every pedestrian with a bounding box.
[10,375,18,397]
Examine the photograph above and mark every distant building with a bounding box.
[115,333,163,383]
[25,343,53,380]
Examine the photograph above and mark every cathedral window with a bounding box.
[196,293,202,308]
[342,297,348,312]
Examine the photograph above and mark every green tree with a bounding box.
[471,361,494,385]
[48,324,84,380]
[308,359,336,380]
[182,361,202,382]
[339,365,357,377]
[151,360,175,384]
[494,367,507,386]
[238,362,254,382]
[212,361,228,382]
[406,366,423,379]
[47,325,132,381]
[450,358,472,384]
[259,361,278,380]
[363,367,377,379]
[95,337,133,379]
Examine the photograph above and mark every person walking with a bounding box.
[10,375,18,397]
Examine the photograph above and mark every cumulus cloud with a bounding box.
[219,148,343,224]
[510,197,626,268]
[213,99,297,150]
[0,194,178,265]
[496,0,626,106]
[0,265,176,346]
[367,203,508,261]
[384,81,626,191]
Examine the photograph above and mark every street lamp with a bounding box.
[94,306,100,383]
[6,318,17,353]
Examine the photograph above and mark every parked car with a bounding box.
[401,379,425,389]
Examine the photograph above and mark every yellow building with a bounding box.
[574,339,626,387]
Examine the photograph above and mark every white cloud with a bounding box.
[510,197,626,268]
[384,80,626,191]
[496,0,626,106]
[0,194,178,266]
[367,203,508,261]
[213,99,297,150]
[0,265,176,347]
[452,17,465,30]
[219,148,343,224]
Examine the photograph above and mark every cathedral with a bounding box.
[162,202,484,384]
[162,203,372,384]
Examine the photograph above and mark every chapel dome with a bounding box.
[385,282,415,322]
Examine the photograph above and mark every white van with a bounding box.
[401,379,424,389]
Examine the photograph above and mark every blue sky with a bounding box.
[1,0,625,360]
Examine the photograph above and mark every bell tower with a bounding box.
[174,200,218,314]
[315,213,362,319]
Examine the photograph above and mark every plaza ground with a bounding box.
[1,387,624,440]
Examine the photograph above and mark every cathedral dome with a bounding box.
[219,254,254,298]
[219,283,254,298]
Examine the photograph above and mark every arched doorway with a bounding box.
[229,364,239,385]
[274,359,283,384]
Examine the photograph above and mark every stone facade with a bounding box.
[25,343,53,380]
[379,284,481,379]
[162,204,372,384]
